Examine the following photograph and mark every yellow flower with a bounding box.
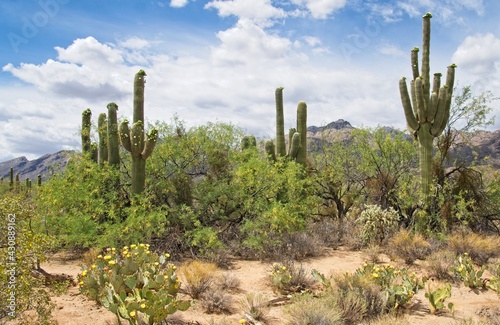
[458,267,463,273]
[165,253,170,258]
[91,264,96,269]
[123,246,129,251]
[104,255,112,260]
[78,281,84,286]
[363,263,368,268]
[282,266,286,271]
[97,255,103,259]
[129,310,136,317]
[239,320,247,324]
[372,273,379,278]
[140,303,146,309]
[154,262,159,266]
[108,260,116,266]
[139,243,145,248]
[81,270,87,276]
[130,244,137,249]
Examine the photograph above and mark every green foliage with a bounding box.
[486,264,500,293]
[453,253,487,289]
[36,154,127,248]
[425,282,454,315]
[0,194,57,323]
[357,205,399,245]
[79,244,192,325]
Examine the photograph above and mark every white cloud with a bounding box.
[291,0,347,19]
[378,41,406,57]
[452,33,500,75]
[205,0,286,27]
[170,0,189,8]
[119,37,150,50]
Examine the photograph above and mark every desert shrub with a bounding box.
[216,272,241,293]
[200,288,233,314]
[425,250,455,281]
[269,261,315,294]
[308,218,343,249]
[178,260,218,299]
[0,194,58,324]
[368,314,411,325]
[78,243,191,325]
[285,293,342,325]
[448,232,500,265]
[332,270,386,319]
[363,244,383,263]
[387,229,431,264]
[240,293,271,324]
[357,205,399,245]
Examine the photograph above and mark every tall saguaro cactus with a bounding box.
[81,108,92,155]
[119,70,158,195]
[97,112,108,165]
[265,87,308,166]
[399,13,456,198]
[107,102,120,166]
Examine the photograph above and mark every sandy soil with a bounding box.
[14,248,500,324]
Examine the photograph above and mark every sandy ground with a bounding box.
[13,248,500,324]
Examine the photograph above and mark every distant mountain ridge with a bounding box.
[0,150,73,184]
[1,121,498,185]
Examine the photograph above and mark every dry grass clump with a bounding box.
[332,272,386,321]
[447,232,500,265]
[178,260,218,299]
[387,229,431,264]
[425,250,456,281]
[308,218,343,249]
[240,293,271,324]
[367,314,410,325]
[216,272,241,293]
[285,294,342,325]
[363,244,383,263]
[200,288,234,314]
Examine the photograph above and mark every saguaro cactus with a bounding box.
[98,112,108,165]
[266,87,307,166]
[241,135,257,151]
[399,13,456,198]
[107,102,120,166]
[119,70,158,194]
[81,108,92,155]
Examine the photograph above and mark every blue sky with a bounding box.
[1,0,499,161]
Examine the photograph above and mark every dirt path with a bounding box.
[20,249,500,324]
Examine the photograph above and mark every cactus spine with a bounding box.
[81,108,92,155]
[98,112,108,165]
[107,102,120,166]
[119,70,158,194]
[399,13,456,198]
[266,87,307,166]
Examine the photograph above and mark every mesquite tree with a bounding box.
[399,12,456,199]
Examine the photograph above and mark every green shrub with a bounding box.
[78,243,192,324]
[0,194,57,324]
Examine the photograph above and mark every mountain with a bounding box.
[0,150,73,184]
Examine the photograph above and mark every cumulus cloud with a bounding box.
[170,0,189,8]
[452,33,500,75]
[205,0,286,27]
[291,0,347,19]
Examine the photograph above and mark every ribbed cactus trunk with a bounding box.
[119,70,158,195]
[81,108,92,155]
[97,113,108,165]
[107,102,120,166]
[399,13,456,200]
[37,174,42,186]
[275,87,286,157]
[9,167,13,190]
[296,101,307,166]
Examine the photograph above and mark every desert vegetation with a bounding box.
[1,12,499,325]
